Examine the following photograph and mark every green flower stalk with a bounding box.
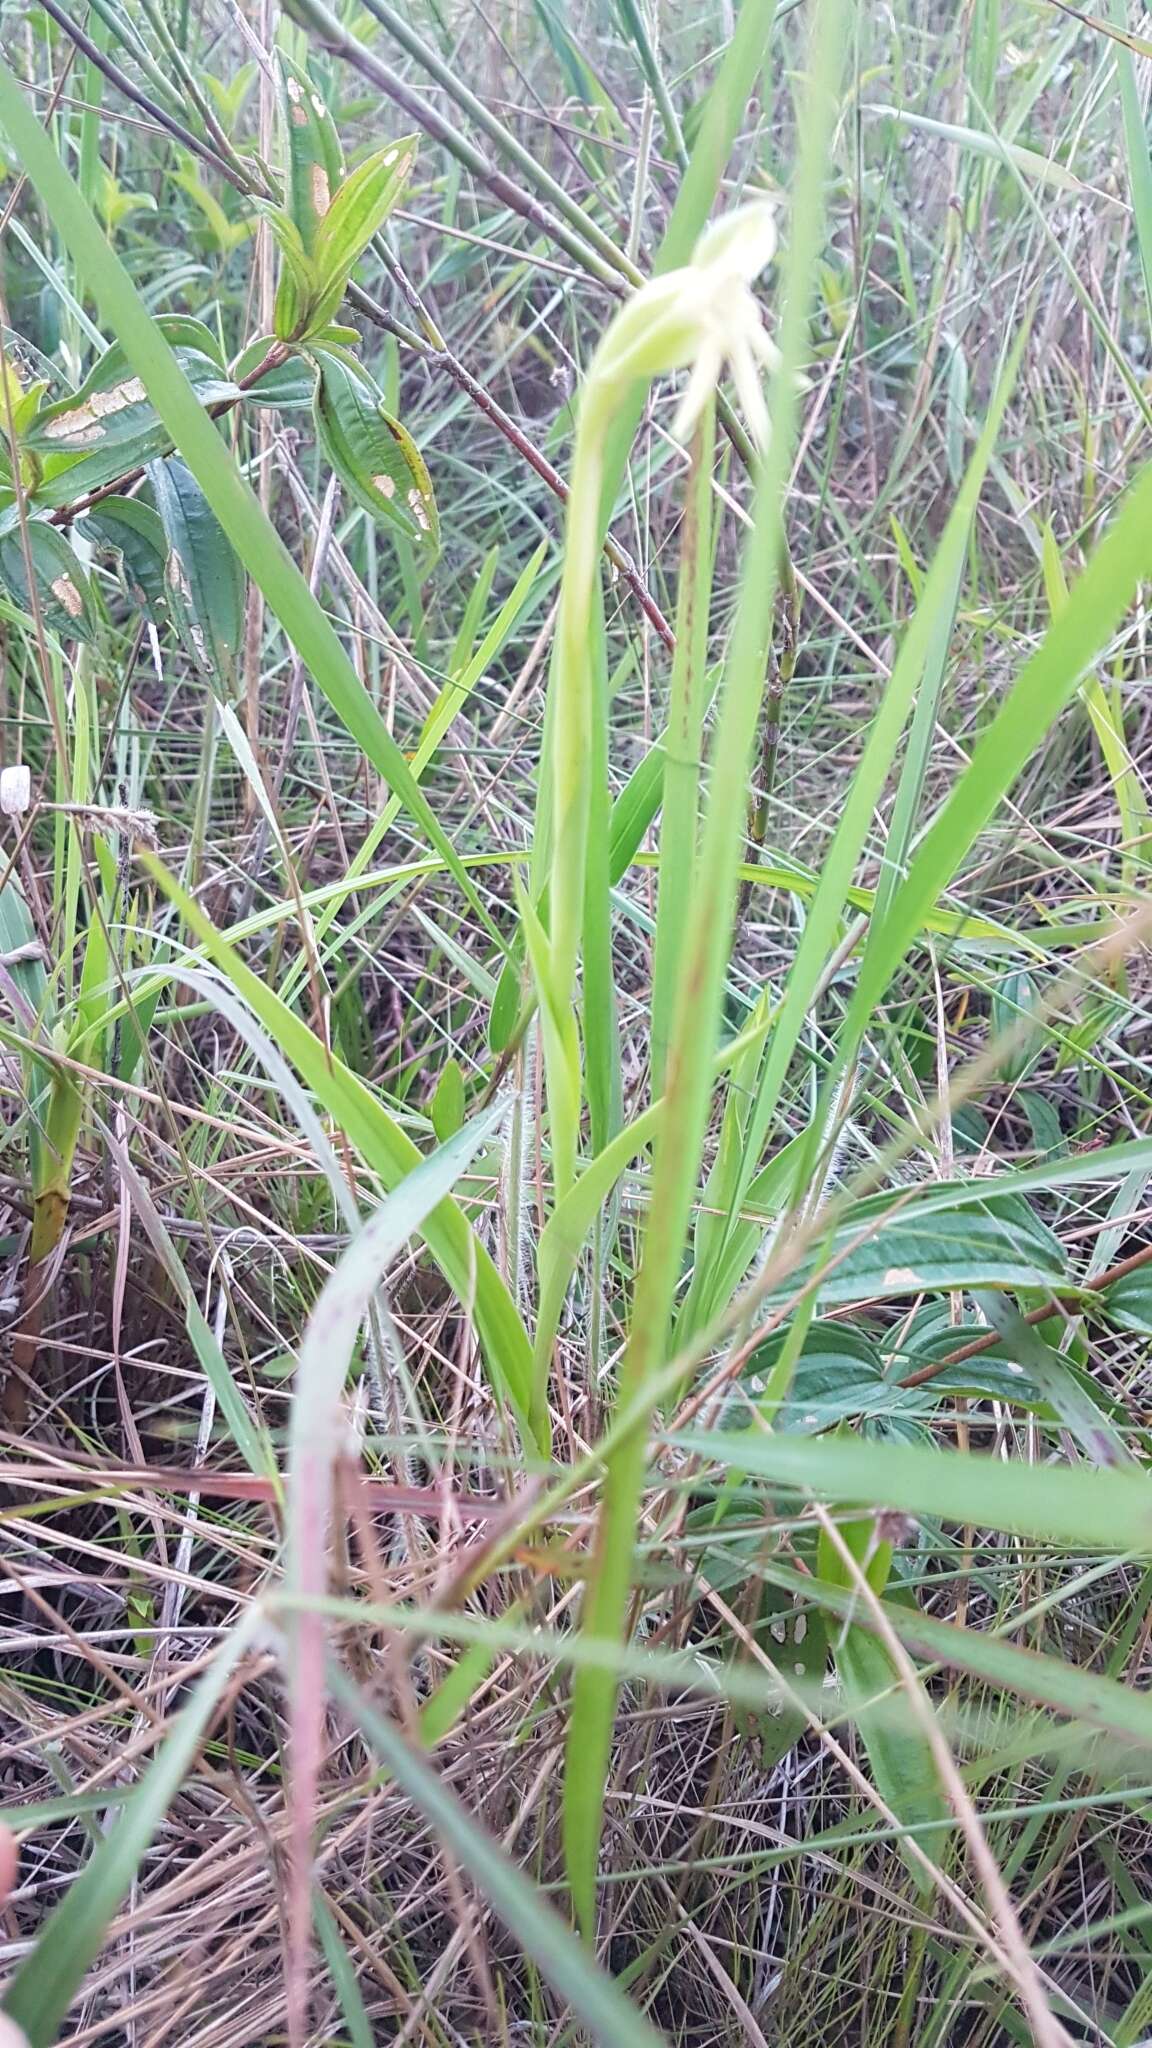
[539,202,779,1197]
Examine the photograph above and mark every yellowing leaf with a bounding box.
[312,352,438,553]
[306,137,416,331]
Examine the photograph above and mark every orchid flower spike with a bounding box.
[590,200,780,450]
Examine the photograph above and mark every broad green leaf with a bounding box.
[765,1193,1067,1312]
[0,515,97,640]
[26,330,233,455]
[312,351,439,550]
[0,862,50,1190]
[673,1427,1152,1554]
[149,455,245,684]
[991,968,1044,1084]
[430,1056,465,1141]
[308,135,416,325]
[973,1293,1131,1468]
[1099,1269,1152,1337]
[835,1619,947,1882]
[740,1323,917,1434]
[80,495,169,620]
[29,334,240,507]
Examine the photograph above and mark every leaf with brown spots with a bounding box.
[0,515,97,640]
[311,350,439,554]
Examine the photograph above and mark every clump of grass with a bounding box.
[1,2,1152,2044]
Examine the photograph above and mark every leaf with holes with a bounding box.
[816,1509,947,1890]
[149,456,244,684]
[312,352,438,553]
[0,515,97,640]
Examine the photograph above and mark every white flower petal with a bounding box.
[729,340,771,450]
[693,201,778,284]
[672,342,722,443]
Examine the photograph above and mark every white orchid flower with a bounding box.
[589,200,780,449]
[539,203,781,1196]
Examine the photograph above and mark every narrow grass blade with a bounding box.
[674,1427,1152,1554]
[2,1614,261,2047]
[143,857,540,1449]
[844,455,1152,1041]
[324,1656,668,2048]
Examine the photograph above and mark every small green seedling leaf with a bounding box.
[1098,1269,1152,1337]
[230,336,316,409]
[991,968,1043,1085]
[150,455,245,685]
[265,204,320,343]
[0,514,97,639]
[312,352,438,552]
[431,1057,466,1141]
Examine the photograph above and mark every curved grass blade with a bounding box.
[1,1613,261,2048]
[142,856,540,1450]
[283,1104,508,2032]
